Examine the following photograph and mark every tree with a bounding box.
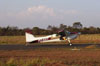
[47,25,52,30]
[89,26,97,34]
[59,24,67,30]
[32,27,40,35]
[73,22,83,29]
[51,26,59,33]
[0,27,2,35]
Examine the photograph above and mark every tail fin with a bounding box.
[25,30,35,43]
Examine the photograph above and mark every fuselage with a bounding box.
[25,30,80,44]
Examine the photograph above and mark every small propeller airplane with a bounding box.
[25,29,81,46]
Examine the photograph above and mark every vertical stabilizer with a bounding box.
[25,32,35,42]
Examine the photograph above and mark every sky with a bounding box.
[0,0,100,28]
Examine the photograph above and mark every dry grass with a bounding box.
[0,34,100,66]
[74,34,100,44]
[0,50,100,66]
[0,34,100,44]
[0,36,25,44]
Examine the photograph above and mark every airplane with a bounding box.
[25,29,81,46]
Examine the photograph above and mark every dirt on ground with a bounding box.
[0,50,100,66]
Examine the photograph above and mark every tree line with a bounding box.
[0,22,100,36]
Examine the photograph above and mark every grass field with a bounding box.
[0,34,100,66]
[0,49,100,66]
[0,34,100,44]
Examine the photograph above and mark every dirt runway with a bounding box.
[0,44,99,50]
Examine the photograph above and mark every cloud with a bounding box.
[0,5,80,28]
[27,5,55,16]
[64,10,78,14]
[58,9,79,15]
[17,5,79,18]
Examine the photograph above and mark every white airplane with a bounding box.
[25,30,81,46]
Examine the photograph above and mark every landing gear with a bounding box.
[25,43,29,46]
[69,43,72,46]
[67,39,72,46]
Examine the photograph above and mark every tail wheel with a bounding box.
[25,42,29,46]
